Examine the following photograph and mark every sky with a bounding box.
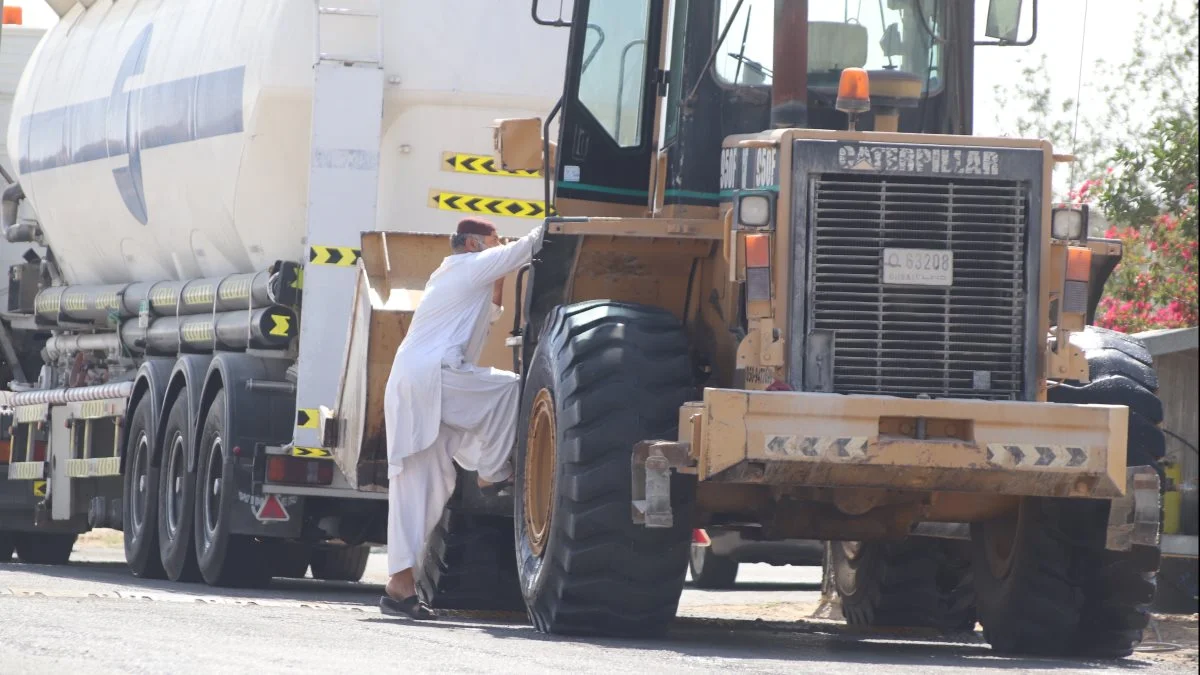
[6,0,1182,145]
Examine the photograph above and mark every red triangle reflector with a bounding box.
[692,528,711,546]
[256,494,289,522]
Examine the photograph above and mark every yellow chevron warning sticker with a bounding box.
[290,267,304,290]
[442,152,540,178]
[33,480,46,497]
[296,409,319,429]
[429,190,550,219]
[291,446,332,459]
[269,314,292,337]
[308,246,362,267]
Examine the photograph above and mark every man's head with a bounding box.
[450,218,500,253]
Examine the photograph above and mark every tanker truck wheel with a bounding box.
[268,542,312,579]
[14,533,77,565]
[193,390,270,588]
[123,394,166,579]
[514,301,696,637]
[310,545,370,582]
[688,545,739,590]
[416,473,524,611]
[831,538,975,632]
[158,395,202,582]
[971,327,1164,657]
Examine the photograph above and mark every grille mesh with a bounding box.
[808,174,1028,399]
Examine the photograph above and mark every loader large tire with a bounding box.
[971,326,1163,658]
[832,538,975,632]
[514,301,696,637]
[416,476,524,611]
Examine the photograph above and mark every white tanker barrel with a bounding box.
[6,1,569,286]
[42,305,296,358]
[32,269,295,326]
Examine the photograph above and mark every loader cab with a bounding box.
[544,0,1023,217]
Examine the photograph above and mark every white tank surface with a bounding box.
[7,0,570,286]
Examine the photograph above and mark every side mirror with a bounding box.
[880,23,904,58]
[532,0,572,28]
[492,118,554,174]
[985,0,1023,41]
[979,0,1037,46]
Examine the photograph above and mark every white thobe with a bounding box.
[384,226,540,573]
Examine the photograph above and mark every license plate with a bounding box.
[881,248,954,286]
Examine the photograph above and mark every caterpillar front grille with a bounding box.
[806,174,1029,400]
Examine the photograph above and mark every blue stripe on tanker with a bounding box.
[16,23,245,225]
[17,68,244,174]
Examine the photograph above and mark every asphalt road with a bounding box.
[0,544,1195,674]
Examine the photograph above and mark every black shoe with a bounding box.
[379,594,438,620]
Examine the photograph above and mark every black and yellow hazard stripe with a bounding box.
[33,480,46,497]
[268,313,293,337]
[429,190,551,219]
[291,446,333,459]
[442,152,540,178]
[308,245,362,267]
[296,408,319,430]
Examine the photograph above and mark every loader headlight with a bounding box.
[736,193,774,228]
[1052,205,1089,242]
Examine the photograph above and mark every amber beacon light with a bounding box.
[836,67,871,130]
[2,6,23,24]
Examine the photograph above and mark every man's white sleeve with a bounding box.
[489,303,503,324]
[463,224,543,286]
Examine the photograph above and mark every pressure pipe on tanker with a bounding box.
[33,270,284,326]
[2,183,40,243]
[41,305,297,359]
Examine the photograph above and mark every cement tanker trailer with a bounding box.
[0,0,567,601]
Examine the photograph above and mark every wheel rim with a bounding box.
[131,432,151,533]
[202,435,224,544]
[164,433,187,538]
[984,515,1019,580]
[524,388,556,558]
[837,541,862,595]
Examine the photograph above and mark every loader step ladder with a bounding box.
[291,1,385,452]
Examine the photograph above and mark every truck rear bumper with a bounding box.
[684,388,1129,499]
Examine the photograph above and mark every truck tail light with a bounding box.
[267,456,333,486]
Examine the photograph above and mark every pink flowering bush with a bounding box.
[1085,106,1198,333]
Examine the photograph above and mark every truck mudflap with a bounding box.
[684,388,1130,499]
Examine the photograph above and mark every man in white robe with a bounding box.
[380,217,542,619]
